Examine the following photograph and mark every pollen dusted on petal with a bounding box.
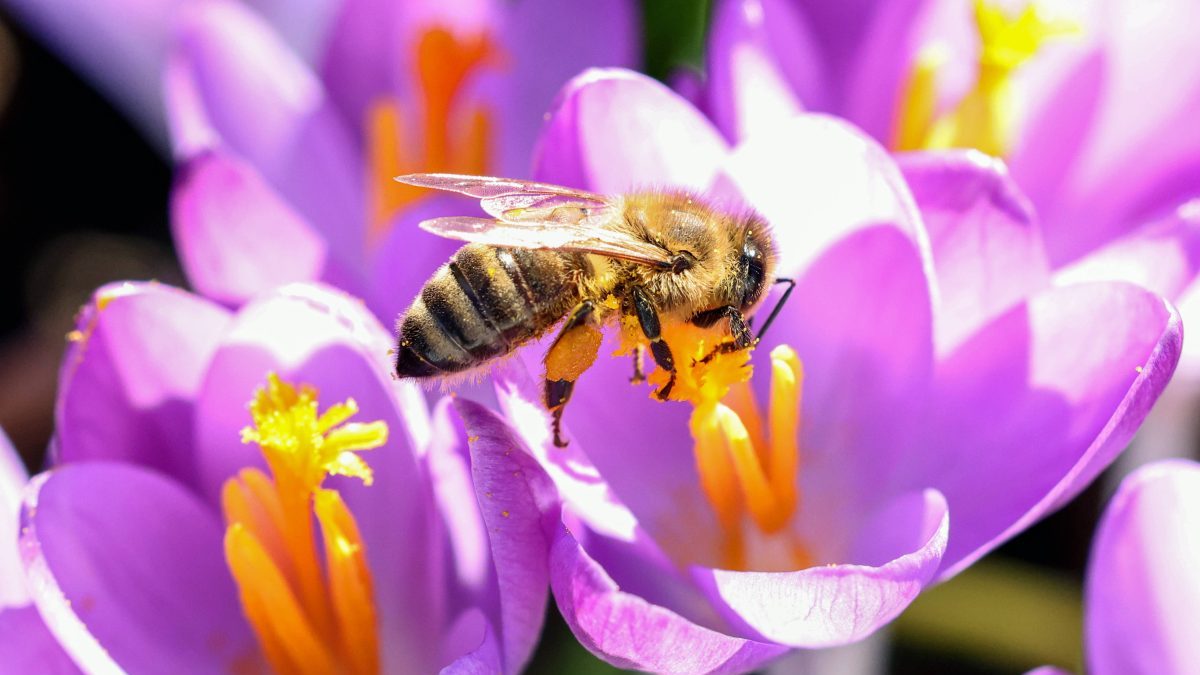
[223,373,387,675]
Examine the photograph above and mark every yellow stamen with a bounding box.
[223,374,388,675]
[892,0,1078,156]
[637,324,806,569]
[367,27,501,241]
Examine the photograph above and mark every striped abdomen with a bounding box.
[395,244,585,377]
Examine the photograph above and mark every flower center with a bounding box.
[367,27,501,241]
[222,374,388,675]
[891,0,1077,156]
[638,323,808,571]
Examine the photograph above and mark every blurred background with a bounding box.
[0,1,1190,673]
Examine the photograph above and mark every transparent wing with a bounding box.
[395,173,606,201]
[419,216,675,267]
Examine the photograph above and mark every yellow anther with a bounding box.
[641,325,806,569]
[223,374,387,675]
[893,0,1078,156]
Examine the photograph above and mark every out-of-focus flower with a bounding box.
[166,0,636,323]
[474,68,1181,672]
[1083,459,1200,675]
[1,281,555,673]
[701,0,1200,307]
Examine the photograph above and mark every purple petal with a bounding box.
[706,0,815,141]
[762,225,935,538]
[454,398,558,674]
[1,429,29,608]
[1026,668,1073,675]
[0,605,80,674]
[189,283,444,672]
[440,609,503,675]
[3,0,186,145]
[550,523,789,673]
[319,0,499,135]
[838,0,938,142]
[921,282,1182,578]
[492,0,640,176]
[20,462,254,673]
[534,69,730,193]
[1055,199,1200,304]
[165,0,364,267]
[715,114,932,279]
[1029,0,1200,266]
[171,151,340,305]
[898,150,1050,353]
[693,489,948,647]
[1086,459,1200,675]
[54,282,232,487]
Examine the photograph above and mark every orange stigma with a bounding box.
[367,27,501,241]
[222,374,387,675]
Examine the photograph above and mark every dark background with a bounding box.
[0,1,1143,672]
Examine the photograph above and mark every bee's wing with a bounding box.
[395,173,606,201]
[418,215,675,268]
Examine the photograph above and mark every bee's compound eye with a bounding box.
[740,240,767,310]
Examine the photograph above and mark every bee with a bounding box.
[392,174,794,446]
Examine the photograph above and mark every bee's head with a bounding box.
[735,215,777,315]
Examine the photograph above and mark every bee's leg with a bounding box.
[630,344,647,384]
[631,287,677,400]
[691,306,754,364]
[544,300,600,447]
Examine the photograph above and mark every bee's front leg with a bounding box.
[631,287,677,400]
[691,306,755,364]
[630,344,647,384]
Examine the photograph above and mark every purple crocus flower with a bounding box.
[701,0,1200,315]
[1084,459,1200,674]
[465,67,1180,671]
[0,281,555,673]
[3,0,637,321]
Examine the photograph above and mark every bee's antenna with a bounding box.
[755,278,796,342]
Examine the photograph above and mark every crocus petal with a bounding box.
[319,0,499,132]
[898,150,1050,354]
[441,609,503,675]
[54,282,232,487]
[693,489,948,647]
[1,429,28,608]
[922,282,1182,578]
[550,522,788,673]
[3,0,186,146]
[0,605,80,674]
[706,0,815,141]
[1032,0,1200,266]
[715,114,932,279]
[1086,459,1200,675]
[534,69,730,193]
[762,225,935,537]
[20,462,255,673]
[493,0,639,176]
[171,151,336,305]
[1055,199,1200,304]
[165,0,364,266]
[190,283,443,672]
[454,398,557,674]
[1026,668,1073,675]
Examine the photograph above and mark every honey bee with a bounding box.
[393,173,794,446]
